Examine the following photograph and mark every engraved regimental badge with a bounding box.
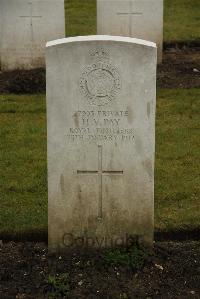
[79,49,121,106]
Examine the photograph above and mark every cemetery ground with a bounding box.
[0,88,199,298]
[0,1,200,298]
[0,241,199,298]
[0,69,200,293]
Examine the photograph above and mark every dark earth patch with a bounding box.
[158,47,200,88]
[0,241,199,298]
[0,68,45,94]
[0,48,199,94]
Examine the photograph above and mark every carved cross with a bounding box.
[117,1,143,36]
[19,2,42,59]
[20,2,42,27]
[77,145,123,219]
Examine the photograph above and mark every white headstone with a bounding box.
[46,36,157,252]
[97,0,163,63]
[0,0,65,71]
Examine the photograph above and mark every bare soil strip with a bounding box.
[0,48,199,94]
[0,241,199,298]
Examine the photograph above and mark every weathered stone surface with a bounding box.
[0,0,65,71]
[97,0,163,63]
[46,36,157,252]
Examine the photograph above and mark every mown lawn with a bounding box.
[155,89,200,231]
[0,89,199,235]
[0,96,47,235]
[65,0,200,43]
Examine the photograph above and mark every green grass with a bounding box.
[155,89,200,231]
[104,243,148,270]
[48,273,70,299]
[0,95,47,234]
[65,0,96,36]
[0,89,199,235]
[65,0,200,43]
[164,0,200,43]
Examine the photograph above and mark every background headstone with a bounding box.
[46,36,157,252]
[0,0,65,71]
[97,0,163,63]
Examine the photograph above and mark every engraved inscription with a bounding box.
[67,110,135,143]
[77,145,123,219]
[79,49,121,106]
